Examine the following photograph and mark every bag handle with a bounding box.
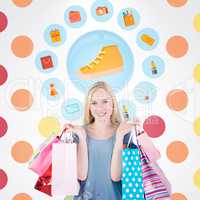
[127,125,138,148]
[127,125,145,148]
[58,127,78,143]
[57,128,68,139]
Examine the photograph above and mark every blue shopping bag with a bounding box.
[122,145,145,200]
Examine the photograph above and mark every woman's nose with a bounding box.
[95,104,105,110]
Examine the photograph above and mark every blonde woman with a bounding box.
[63,81,141,200]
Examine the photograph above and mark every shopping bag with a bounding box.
[28,130,66,176]
[122,145,145,200]
[34,164,52,196]
[123,10,135,27]
[137,132,161,163]
[40,55,54,69]
[139,146,171,200]
[52,141,80,197]
[133,126,171,199]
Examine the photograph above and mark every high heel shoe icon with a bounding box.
[79,44,124,79]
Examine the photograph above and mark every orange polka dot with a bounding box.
[166,89,188,111]
[11,89,33,111]
[167,141,189,163]
[11,141,33,163]
[12,0,32,7]
[12,193,32,200]
[166,36,188,58]
[171,193,187,200]
[167,0,187,7]
[11,35,33,58]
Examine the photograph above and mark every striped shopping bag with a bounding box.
[139,146,171,200]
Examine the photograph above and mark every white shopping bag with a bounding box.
[52,142,80,197]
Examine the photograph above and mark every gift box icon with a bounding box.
[50,29,61,43]
[68,11,81,23]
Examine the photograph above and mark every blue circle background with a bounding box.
[64,5,87,28]
[42,78,65,101]
[35,50,58,73]
[117,8,140,30]
[44,24,67,47]
[142,55,165,78]
[133,81,157,104]
[67,30,134,93]
[61,98,83,120]
[91,0,113,22]
[136,28,159,50]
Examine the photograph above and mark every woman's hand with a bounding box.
[62,123,87,142]
[116,117,141,141]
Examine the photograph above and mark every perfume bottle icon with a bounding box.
[122,105,129,121]
[49,83,57,96]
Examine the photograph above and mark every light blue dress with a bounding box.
[73,132,122,200]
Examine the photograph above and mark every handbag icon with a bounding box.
[40,55,54,70]
[123,10,135,27]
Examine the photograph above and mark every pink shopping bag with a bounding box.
[137,132,161,163]
[28,130,66,176]
[133,126,171,199]
[139,146,171,200]
[52,142,80,197]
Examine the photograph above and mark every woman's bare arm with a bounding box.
[110,136,123,181]
[77,137,88,181]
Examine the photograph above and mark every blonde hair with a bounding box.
[84,81,121,128]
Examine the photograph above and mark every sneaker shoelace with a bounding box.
[81,50,106,71]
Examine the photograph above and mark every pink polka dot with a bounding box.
[0,169,8,190]
[143,115,166,138]
[0,116,8,138]
[0,65,8,86]
[0,11,8,32]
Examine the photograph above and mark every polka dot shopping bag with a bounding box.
[122,146,146,200]
[122,126,171,200]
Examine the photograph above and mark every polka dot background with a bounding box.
[0,0,200,199]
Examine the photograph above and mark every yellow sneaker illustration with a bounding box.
[79,45,124,79]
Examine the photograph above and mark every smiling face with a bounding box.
[89,88,114,122]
